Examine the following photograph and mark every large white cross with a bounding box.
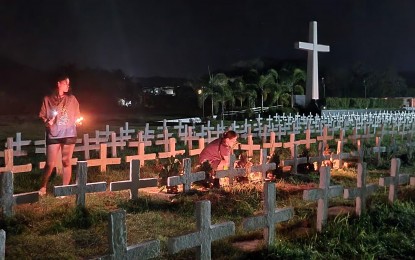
[295,21,330,105]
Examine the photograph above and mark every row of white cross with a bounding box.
[3,111,415,159]
[1,157,414,259]
[2,119,415,176]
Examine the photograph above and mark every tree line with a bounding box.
[0,57,412,116]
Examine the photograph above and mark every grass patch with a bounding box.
[1,115,415,258]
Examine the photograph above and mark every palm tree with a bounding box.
[244,69,278,112]
[277,68,306,108]
[258,69,278,112]
[231,77,246,108]
[206,73,230,118]
[229,77,255,110]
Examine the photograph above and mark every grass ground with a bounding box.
[0,113,414,259]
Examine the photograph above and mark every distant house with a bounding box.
[143,86,176,96]
[401,97,415,108]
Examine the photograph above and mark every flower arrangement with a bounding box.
[157,156,182,194]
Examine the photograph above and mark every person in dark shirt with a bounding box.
[199,130,238,170]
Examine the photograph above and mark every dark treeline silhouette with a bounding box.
[1,56,414,116]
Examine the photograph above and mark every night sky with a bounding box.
[1,0,415,78]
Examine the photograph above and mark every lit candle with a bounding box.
[75,116,84,125]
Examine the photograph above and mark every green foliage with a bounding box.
[326,97,403,109]
[266,201,415,259]
[350,98,370,108]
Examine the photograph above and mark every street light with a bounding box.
[321,77,326,99]
[198,88,205,119]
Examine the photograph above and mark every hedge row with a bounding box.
[326,98,402,109]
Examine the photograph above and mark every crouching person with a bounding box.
[197,130,238,188]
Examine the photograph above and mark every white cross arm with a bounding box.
[295,41,330,52]
[168,232,201,254]
[126,240,160,259]
[14,191,39,204]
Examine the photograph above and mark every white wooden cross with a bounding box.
[98,125,114,141]
[167,158,206,192]
[0,149,32,174]
[143,123,155,142]
[126,142,157,167]
[106,132,126,158]
[373,136,386,166]
[330,140,351,169]
[167,200,235,260]
[155,127,172,152]
[173,120,186,138]
[156,119,168,131]
[181,126,200,150]
[308,141,331,170]
[110,159,157,200]
[286,122,301,136]
[282,144,308,175]
[295,21,330,104]
[136,131,152,147]
[189,138,205,157]
[360,125,374,144]
[157,138,185,159]
[344,163,378,216]
[54,161,107,207]
[316,126,333,151]
[297,128,317,150]
[0,171,39,217]
[260,125,269,144]
[215,155,246,186]
[240,134,261,157]
[90,130,110,146]
[97,209,160,260]
[262,132,283,156]
[34,135,47,155]
[119,122,135,141]
[243,182,293,246]
[303,166,344,232]
[73,133,100,160]
[86,144,121,172]
[275,123,286,141]
[4,133,31,156]
[39,151,78,174]
[250,149,276,180]
[379,158,410,203]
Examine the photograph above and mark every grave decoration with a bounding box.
[157,156,183,194]
[249,149,276,181]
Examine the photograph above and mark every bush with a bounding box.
[326,97,402,109]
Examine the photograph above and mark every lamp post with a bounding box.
[198,88,205,119]
[321,77,326,99]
